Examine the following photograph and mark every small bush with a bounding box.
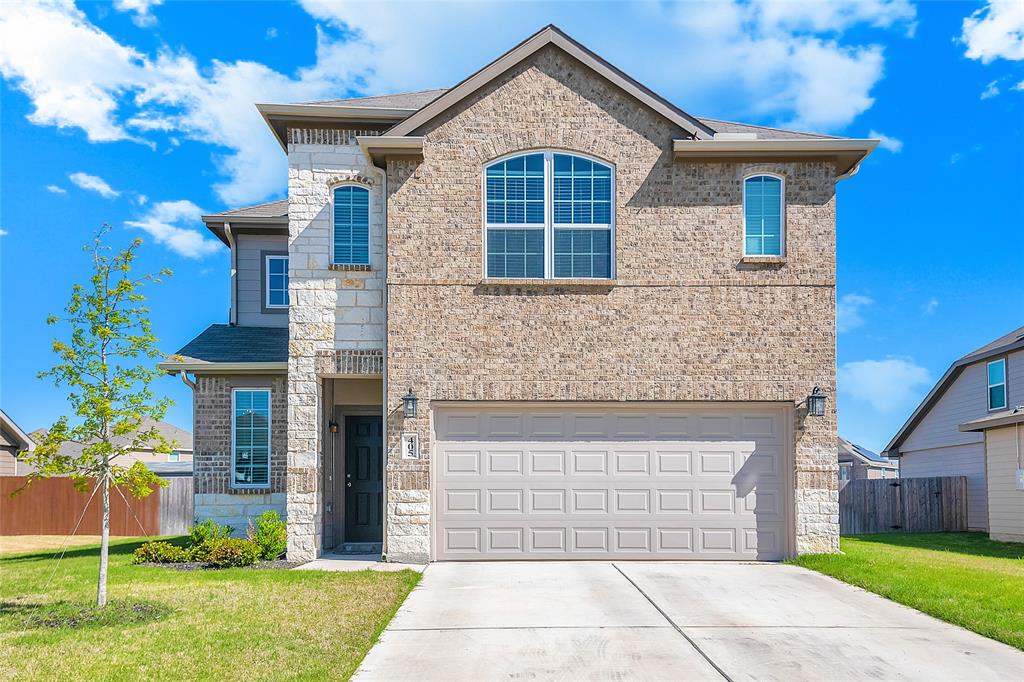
[206,538,261,568]
[188,538,222,562]
[132,541,189,564]
[189,518,234,546]
[248,510,287,560]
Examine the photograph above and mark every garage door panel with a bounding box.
[434,405,789,561]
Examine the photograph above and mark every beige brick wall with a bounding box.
[384,45,839,561]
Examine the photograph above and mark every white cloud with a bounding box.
[69,171,120,198]
[868,129,903,153]
[0,0,915,206]
[839,358,931,413]
[837,294,874,333]
[981,80,1001,99]
[922,297,939,315]
[0,229,8,237]
[46,184,67,194]
[266,27,278,40]
[124,200,221,258]
[113,0,163,27]
[962,0,1024,64]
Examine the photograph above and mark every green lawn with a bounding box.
[0,537,420,680]
[791,532,1024,650]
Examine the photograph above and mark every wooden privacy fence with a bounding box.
[840,476,968,535]
[0,475,193,536]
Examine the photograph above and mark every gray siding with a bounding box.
[895,349,1023,532]
[985,425,1024,543]
[236,233,288,327]
[899,443,987,530]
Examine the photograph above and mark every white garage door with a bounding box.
[433,404,790,561]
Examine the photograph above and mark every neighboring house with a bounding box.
[161,26,876,563]
[23,418,194,473]
[884,325,1024,539]
[838,437,898,481]
[0,409,36,475]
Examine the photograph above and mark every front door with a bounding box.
[344,415,383,543]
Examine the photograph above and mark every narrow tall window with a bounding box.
[744,175,784,256]
[265,255,289,308]
[233,389,271,488]
[988,359,1007,411]
[333,185,370,265]
[485,151,614,279]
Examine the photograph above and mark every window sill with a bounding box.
[479,278,616,287]
[229,486,271,494]
[329,263,372,272]
[739,255,787,265]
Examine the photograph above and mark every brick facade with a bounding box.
[192,374,288,531]
[382,46,839,561]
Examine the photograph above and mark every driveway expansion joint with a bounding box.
[613,563,734,682]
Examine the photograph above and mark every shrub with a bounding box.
[248,510,287,560]
[189,518,234,546]
[188,538,222,562]
[132,541,189,564]
[206,538,261,568]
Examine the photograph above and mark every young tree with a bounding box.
[23,226,173,607]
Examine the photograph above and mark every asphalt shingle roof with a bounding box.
[203,199,288,221]
[175,324,288,364]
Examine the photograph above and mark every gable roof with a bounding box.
[30,418,192,455]
[0,409,35,453]
[838,436,896,467]
[884,324,1024,457]
[386,25,715,139]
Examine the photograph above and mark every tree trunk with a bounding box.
[97,468,110,608]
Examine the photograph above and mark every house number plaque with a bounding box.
[401,432,420,460]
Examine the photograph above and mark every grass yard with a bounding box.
[0,537,421,680]
[791,532,1024,650]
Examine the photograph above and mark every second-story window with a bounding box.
[485,151,614,279]
[265,255,289,308]
[743,174,784,256]
[333,185,370,265]
[988,359,1007,411]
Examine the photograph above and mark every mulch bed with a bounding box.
[139,559,302,571]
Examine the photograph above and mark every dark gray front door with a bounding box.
[345,415,383,543]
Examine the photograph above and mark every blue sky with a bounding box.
[1,0,1021,452]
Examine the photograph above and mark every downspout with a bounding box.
[836,162,862,182]
[224,222,238,325]
[366,161,390,560]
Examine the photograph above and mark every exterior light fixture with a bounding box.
[403,388,418,419]
[328,420,338,434]
[807,386,827,417]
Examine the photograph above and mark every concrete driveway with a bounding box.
[354,562,1024,681]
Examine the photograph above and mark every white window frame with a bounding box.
[839,462,852,481]
[264,255,289,309]
[987,358,1007,411]
[230,387,272,490]
[742,172,786,257]
[330,182,373,266]
[481,150,616,279]
[168,451,180,463]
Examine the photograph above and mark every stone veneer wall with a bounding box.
[382,45,840,562]
[286,129,386,561]
[192,374,288,533]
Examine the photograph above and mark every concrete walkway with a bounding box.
[293,553,426,573]
[354,562,1024,681]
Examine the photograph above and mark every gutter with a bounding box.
[158,361,288,374]
[672,138,878,178]
[256,102,417,151]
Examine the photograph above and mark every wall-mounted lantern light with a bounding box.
[328,419,339,434]
[807,386,827,417]
[403,388,419,419]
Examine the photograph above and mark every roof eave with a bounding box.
[357,135,425,168]
[386,24,715,140]
[159,360,288,374]
[672,139,879,177]
[0,409,35,452]
[959,408,1024,433]
[256,102,417,151]
[883,336,1024,456]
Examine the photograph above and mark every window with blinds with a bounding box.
[333,185,370,265]
[232,389,271,488]
[743,175,784,256]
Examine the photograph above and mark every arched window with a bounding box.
[333,185,370,265]
[743,174,784,256]
[485,151,613,279]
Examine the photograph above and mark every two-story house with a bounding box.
[884,325,1024,542]
[162,26,877,564]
